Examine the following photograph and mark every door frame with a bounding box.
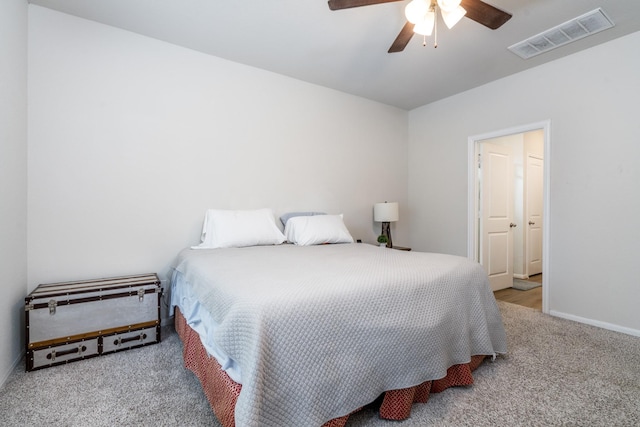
[467,120,551,314]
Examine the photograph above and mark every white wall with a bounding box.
[408,31,640,334]
[0,0,28,385]
[27,6,409,296]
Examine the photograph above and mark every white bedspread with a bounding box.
[171,243,507,427]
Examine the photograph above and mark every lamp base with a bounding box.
[381,222,393,248]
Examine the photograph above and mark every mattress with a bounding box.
[171,243,507,427]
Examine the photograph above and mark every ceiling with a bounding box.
[28,0,640,110]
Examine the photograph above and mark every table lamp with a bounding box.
[374,202,399,248]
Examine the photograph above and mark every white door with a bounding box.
[480,142,514,291]
[526,154,544,276]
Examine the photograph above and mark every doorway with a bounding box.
[467,121,550,314]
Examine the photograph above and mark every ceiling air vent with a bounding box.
[508,8,614,60]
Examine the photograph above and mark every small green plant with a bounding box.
[377,235,388,244]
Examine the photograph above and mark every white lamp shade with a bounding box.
[405,0,430,24]
[441,5,466,29]
[413,11,435,35]
[374,202,399,222]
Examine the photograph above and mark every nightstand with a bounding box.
[392,246,411,251]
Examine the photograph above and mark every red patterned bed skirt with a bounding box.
[175,308,487,427]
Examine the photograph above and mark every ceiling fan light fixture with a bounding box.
[413,10,436,35]
[328,0,513,54]
[405,0,430,24]
[441,5,466,29]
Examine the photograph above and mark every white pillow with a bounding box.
[192,208,286,249]
[284,214,354,246]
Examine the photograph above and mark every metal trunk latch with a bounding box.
[48,299,57,315]
[137,289,144,302]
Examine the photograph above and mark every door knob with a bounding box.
[510,223,517,228]
[529,221,535,225]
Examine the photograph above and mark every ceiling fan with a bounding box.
[327,0,512,53]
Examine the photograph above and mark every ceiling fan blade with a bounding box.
[328,0,403,11]
[461,0,512,29]
[388,21,415,53]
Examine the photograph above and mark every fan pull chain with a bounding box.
[434,12,438,48]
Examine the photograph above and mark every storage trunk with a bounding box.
[25,273,162,371]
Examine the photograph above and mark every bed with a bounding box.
[170,209,507,427]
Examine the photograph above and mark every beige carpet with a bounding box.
[1,301,639,426]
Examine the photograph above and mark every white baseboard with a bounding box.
[549,310,640,337]
[513,274,528,280]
